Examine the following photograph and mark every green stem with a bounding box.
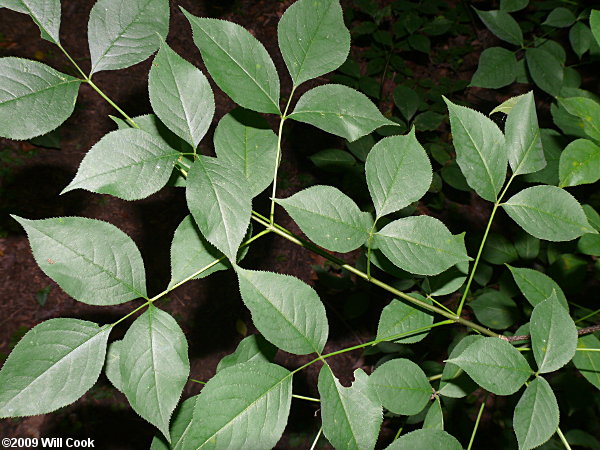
[428,373,443,382]
[270,86,297,225]
[85,79,139,128]
[366,219,378,280]
[309,427,323,450]
[576,307,600,324]
[56,43,88,80]
[467,393,487,450]
[556,427,572,450]
[292,394,320,403]
[251,213,499,338]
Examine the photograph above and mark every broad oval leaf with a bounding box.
[386,429,462,450]
[12,215,147,305]
[0,318,110,417]
[505,92,545,176]
[445,337,532,395]
[275,185,373,252]
[423,398,444,430]
[216,334,277,373]
[500,0,528,12]
[235,268,328,355]
[278,0,349,86]
[475,8,523,45]
[88,0,169,74]
[104,340,124,392]
[513,377,559,450]
[62,128,180,200]
[183,11,280,114]
[573,333,600,390]
[470,290,518,330]
[374,216,471,276]
[188,362,292,449]
[149,41,215,148]
[530,292,577,373]
[438,335,483,398]
[570,22,593,59]
[507,265,568,308]
[120,306,189,442]
[0,57,80,140]
[365,131,432,218]
[502,185,596,241]
[376,297,434,344]
[471,47,517,89]
[444,97,507,202]
[213,108,278,198]
[525,48,564,96]
[289,84,396,142]
[318,365,382,450]
[2,0,60,43]
[559,139,600,187]
[591,10,600,47]
[557,97,600,143]
[150,396,198,450]
[543,7,575,28]
[369,358,431,415]
[186,156,252,261]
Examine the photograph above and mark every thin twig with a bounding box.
[502,324,600,343]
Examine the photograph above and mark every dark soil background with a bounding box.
[0,1,597,449]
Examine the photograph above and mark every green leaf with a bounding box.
[105,340,124,392]
[505,92,545,176]
[514,232,540,260]
[423,398,444,430]
[213,108,278,197]
[374,216,471,276]
[149,41,214,148]
[525,48,564,96]
[318,365,382,450]
[88,0,169,74]
[12,215,147,305]
[490,93,528,116]
[543,7,575,28]
[424,267,467,296]
[275,185,373,252]
[1,0,61,43]
[470,47,517,89]
[186,156,252,261]
[216,334,277,373]
[150,396,198,450]
[120,306,189,442]
[235,268,328,355]
[113,113,191,153]
[0,318,110,417]
[557,97,600,142]
[583,204,600,231]
[310,148,356,172]
[558,139,600,187]
[438,335,482,398]
[376,297,434,344]
[470,290,518,330]
[530,292,577,373]
[513,377,559,450]
[591,10,600,47]
[507,265,568,309]
[386,429,462,450]
[521,129,562,185]
[289,84,396,142]
[62,128,180,200]
[502,185,596,241]
[278,0,349,86]
[393,85,420,121]
[500,0,528,12]
[475,9,523,45]
[573,333,600,390]
[570,23,593,58]
[482,233,518,265]
[365,131,432,218]
[0,58,80,140]
[445,337,532,395]
[579,234,600,256]
[369,358,431,415]
[444,97,507,202]
[346,134,375,162]
[188,362,292,449]
[183,10,280,114]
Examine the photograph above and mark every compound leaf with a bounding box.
[505,92,545,176]
[120,306,189,442]
[0,57,80,140]
[183,10,280,114]
[289,84,396,142]
[475,9,523,45]
[278,0,350,86]
[12,215,147,305]
[376,297,434,344]
[525,48,564,96]
[1,0,61,43]
[513,377,559,450]
[573,333,600,390]
[89,0,169,74]
[444,97,507,202]
[275,185,373,252]
[186,156,252,261]
[235,268,328,355]
[213,108,278,198]
[530,291,577,373]
[386,429,462,450]
[507,265,568,308]
[149,41,214,148]
[365,131,432,218]
[502,185,596,241]
[188,362,292,449]
[559,139,600,187]
[446,337,532,395]
[62,128,180,200]
[216,334,277,373]
[470,47,517,89]
[0,318,110,417]
[374,216,471,276]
